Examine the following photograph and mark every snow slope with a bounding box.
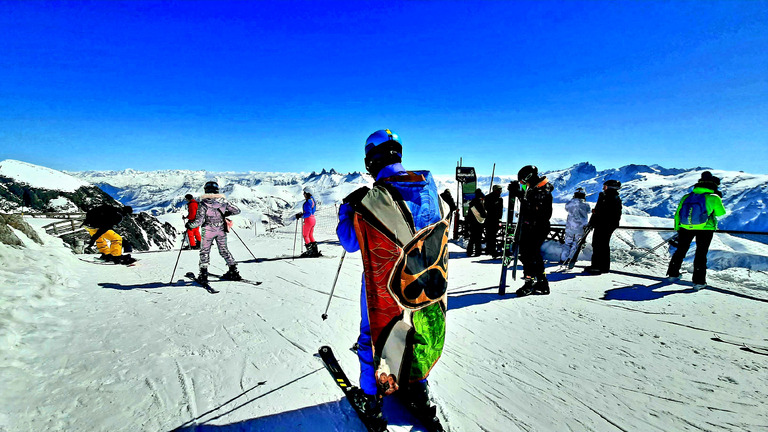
[0,159,90,192]
[1,220,766,431]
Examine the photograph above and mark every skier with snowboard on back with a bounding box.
[336,129,454,431]
[511,165,554,297]
[666,171,726,290]
[186,181,242,283]
[83,204,136,265]
[295,187,321,257]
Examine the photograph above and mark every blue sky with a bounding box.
[1,0,766,176]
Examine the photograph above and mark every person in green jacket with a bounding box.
[666,171,726,290]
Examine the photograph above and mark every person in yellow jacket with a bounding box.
[83,204,136,265]
[666,171,726,290]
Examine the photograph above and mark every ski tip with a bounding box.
[319,345,332,354]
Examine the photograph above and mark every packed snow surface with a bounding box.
[0,159,90,192]
[1,220,766,431]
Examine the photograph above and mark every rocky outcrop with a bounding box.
[0,176,178,251]
[0,214,43,247]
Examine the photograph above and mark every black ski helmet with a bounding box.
[699,171,721,186]
[364,129,403,176]
[603,179,622,190]
[204,181,220,194]
[518,165,539,184]
[184,194,193,200]
[574,187,586,199]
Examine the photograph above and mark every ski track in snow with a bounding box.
[1,226,767,431]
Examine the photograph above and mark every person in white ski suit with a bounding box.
[560,188,591,263]
[186,181,242,282]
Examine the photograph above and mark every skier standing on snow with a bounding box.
[484,184,504,258]
[336,129,453,431]
[182,194,201,250]
[666,171,726,290]
[560,188,591,263]
[83,204,136,265]
[584,179,623,274]
[295,187,321,257]
[511,165,553,297]
[186,181,242,283]
[466,188,486,257]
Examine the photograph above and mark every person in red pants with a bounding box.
[183,194,201,249]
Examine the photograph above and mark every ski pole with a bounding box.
[322,250,347,320]
[292,218,299,261]
[169,229,188,284]
[230,226,257,260]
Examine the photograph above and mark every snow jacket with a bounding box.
[513,178,553,228]
[589,189,622,229]
[185,199,199,221]
[565,197,591,235]
[337,165,444,253]
[674,186,726,231]
[302,196,316,219]
[484,190,504,223]
[188,194,240,230]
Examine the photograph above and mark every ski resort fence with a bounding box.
[492,222,768,272]
[263,205,340,242]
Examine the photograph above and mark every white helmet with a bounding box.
[303,186,312,195]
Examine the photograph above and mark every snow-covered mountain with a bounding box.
[72,167,373,231]
[73,162,768,234]
[0,159,177,251]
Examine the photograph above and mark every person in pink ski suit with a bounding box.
[186,181,242,283]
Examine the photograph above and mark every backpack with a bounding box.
[678,193,710,229]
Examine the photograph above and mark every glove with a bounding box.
[223,211,232,217]
[182,216,187,220]
[295,213,302,220]
[185,222,192,229]
[439,189,457,212]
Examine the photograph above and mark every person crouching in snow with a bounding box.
[83,204,136,265]
[295,187,321,257]
[561,187,591,263]
[186,181,242,282]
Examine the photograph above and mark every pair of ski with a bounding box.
[560,225,594,271]
[498,183,522,295]
[318,346,446,432]
[184,272,262,294]
[78,256,139,267]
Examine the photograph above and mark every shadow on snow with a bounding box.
[169,367,433,432]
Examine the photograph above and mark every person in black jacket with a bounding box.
[484,185,504,258]
[585,180,623,274]
[82,204,135,264]
[512,165,554,296]
[466,189,487,257]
